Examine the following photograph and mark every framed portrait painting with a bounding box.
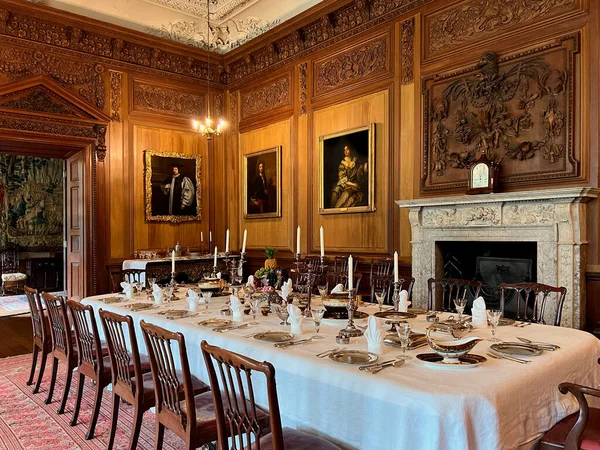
[319,124,375,214]
[243,146,282,219]
[144,150,202,223]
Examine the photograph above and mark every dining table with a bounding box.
[82,288,600,450]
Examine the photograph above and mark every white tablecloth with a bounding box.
[83,292,600,450]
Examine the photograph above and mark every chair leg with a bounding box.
[85,382,104,440]
[27,345,39,386]
[33,348,48,394]
[155,422,165,450]
[45,357,58,405]
[128,404,144,450]
[58,363,74,415]
[106,392,120,450]
[70,373,85,426]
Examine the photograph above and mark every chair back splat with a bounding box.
[68,301,104,375]
[500,282,567,326]
[43,292,73,357]
[427,278,482,311]
[25,286,45,342]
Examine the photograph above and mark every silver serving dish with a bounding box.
[429,318,472,339]
[426,324,482,364]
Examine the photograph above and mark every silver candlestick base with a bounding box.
[169,272,178,293]
[391,280,401,311]
[211,265,218,279]
[337,290,363,339]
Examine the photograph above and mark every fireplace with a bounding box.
[397,188,599,328]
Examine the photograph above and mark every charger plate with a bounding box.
[126,303,155,311]
[489,342,542,357]
[329,350,378,365]
[374,311,417,320]
[416,353,487,369]
[198,318,232,328]
[157,309,187,317]
[102,297,122,304]
[254,332,294,343]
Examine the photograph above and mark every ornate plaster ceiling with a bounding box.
[29,0,324,53]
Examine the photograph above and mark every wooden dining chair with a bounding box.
[333,255,360,274]
[24,286,51,394]
[427,278,482,311]
[140,320,223,450]
[329,271,363,294]
[370,275,415,305]
[540,381,600,449]
[370,258,393,278]
[201,340,341,450]
[42,292,77,415]
[99,310,209,450]
[500,282,567,326]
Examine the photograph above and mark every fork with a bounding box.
[274,336,319,349]
[487,350,529,364]
[316,347,340,358]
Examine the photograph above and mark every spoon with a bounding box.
[368,359,405,374]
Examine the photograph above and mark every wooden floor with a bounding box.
[0,315,33,358]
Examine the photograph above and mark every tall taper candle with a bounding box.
[241,229,247,254]
[348,255,353,291]
[209,231,212,244]
[394,251,399,283]
[171,250,175,273]
[296,226,301,255]
[320,226,324,258]
[201,231,204,242]
[225,229,230,253]
[214,246,218,268]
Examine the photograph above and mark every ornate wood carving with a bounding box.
[93,124,107,162]
[299,62,307,115]
[214,93,224,119]
[229,91,238,134]
[422,35,579,192]
[110,71,122,121]
[0,85,93,118]
[426,0,578,59]
[313,35,389,96]
[401,18,414,84]
[132,80,206,117]
[240,75,291,120]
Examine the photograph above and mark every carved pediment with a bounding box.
[0,85,95,119]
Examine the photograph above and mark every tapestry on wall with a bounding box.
[0,154,63,251]
[421,35,579,192]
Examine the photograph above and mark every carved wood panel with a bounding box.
[425,0,581,61]
[401,18,414,84]
[239,73,291,121]
[421,35,580,192]
[312,33,390,98]
[131,79,206,118]
[110,71,122,121]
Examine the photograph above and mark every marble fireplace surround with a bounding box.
[396,188,599,329]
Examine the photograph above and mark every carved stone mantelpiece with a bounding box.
[397,187,599,329]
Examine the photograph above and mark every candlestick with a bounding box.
[225,229,230,253]
[320,226,324,258]
[171,250,175,273]
[394,251,399,283]
[392,280,401,312]
[296,226,301,255]
[241,229,247,254]
[336,289,363,340]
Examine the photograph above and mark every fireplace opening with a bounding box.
[436,241,537,316]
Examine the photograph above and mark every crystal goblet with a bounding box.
[396,322,412,360]
[374,290,386,312]
[453,297,468,323]
[311,307,326,338]
[317,284,328,298]
[201,292,213,311]
[250,298,261,323]
[487,309,502,342]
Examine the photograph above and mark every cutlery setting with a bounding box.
[275,336,320,349]
[486,350,530,364]
[516,336,560,350]
[513,322,532,328]
[359,358,405,374]
[213,323,250,333]
[316,347,340,358]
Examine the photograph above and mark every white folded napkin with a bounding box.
[471,296,488,329]
[187,289,199,313]
[152,283,164,306]
[246,275,255,288]
[216,272,222,279]
[330,283,345,294]
[398,290,411,312]
[121,281,134,300]
[229,295,244,322]
[365,316,384,354]
[281,279,293,300]
[287,303,304,335]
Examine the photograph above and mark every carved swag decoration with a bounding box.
[422,36,578,191]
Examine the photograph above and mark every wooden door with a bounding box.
[66,151,86,300]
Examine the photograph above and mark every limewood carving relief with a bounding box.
[422,35,579,192]
[240,75,290,120]
[133,81,206,117]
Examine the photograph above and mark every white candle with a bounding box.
[209,231,212,243]
[171,250,175,273]
[214,246,218,267]
[201,231,204,242]
[320,226,324,258]
[348,255,353,291]
[296,226,301,255]
[225,229,230,253]
[394,251,399,283]
[241,229,247,254]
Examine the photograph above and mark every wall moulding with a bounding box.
[311,31,392,101]
[130,78,208,119]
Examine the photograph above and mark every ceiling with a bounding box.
[30,0,324,54]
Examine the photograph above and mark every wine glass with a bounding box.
[453,297,468,322]
[201,292,213,311]
[396,322,412,360]
[374,289,386,312]
[487,309,502,342]
[250,298,261,323]
[146,277,156,295]
[317,283,328,298]
[311,307,326,338]
[166,285,175,303]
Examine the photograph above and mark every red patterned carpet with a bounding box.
[0,354,185,449]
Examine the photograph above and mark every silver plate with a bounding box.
[328,350,378,365]
[157,309,188,317]
[490,342,542,357]
[127,303,155,311]
[254,332,294,343]
[198,318,232,327]
[374,311,417,321]
[416,353,486,369]
[102,297,122,304]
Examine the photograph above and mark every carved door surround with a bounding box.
[397,187,599,329]
[0,74,110,296]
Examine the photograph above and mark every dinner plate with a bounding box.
[329,350,378,365]
[253,332,294,343]
[102,297,122,304]
[127,303,155,311]
[157,309,188,317]
[489,342,542,357]
[416,353,487,369]
[323,310,369,320]
[198,318,232,328]
[374,311,417,320]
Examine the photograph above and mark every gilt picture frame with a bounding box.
[319,124,375,215]
[144,149,202,223]
[243,146,282,219]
